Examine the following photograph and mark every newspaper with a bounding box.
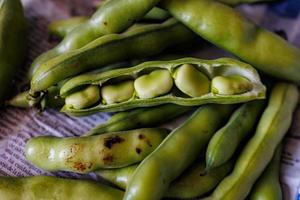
[0,0,300,199]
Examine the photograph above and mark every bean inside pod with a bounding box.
[61,57,266,115]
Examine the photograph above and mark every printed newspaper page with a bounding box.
[0,0,300,199]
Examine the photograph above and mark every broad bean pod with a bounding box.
[161,0,300,84]
[0,176,123,200]
[97,160,233,199]
[25,128,168,173]
[48,7,171,39]
[123,104,234,200]
[206,100,265,170]
[8,60,138,110]
[249,145,282,200]
[209,83,298,200]
[48,16,88,38]
[85,104,193,136]
[0,0,26,103]
[28,0,160,78]
[30,19,195,94]
[60,57,265,116]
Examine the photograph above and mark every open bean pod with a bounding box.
[60,57,265,115]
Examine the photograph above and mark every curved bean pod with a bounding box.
[60,57,265,116]
[30,19,195,94]
[161,0,300,84]
[0,176,123,200]
[123,104,234,200]
[97,160,233,199]
[249,145,283,200]
[209,83,298,200]
[28,0,160,78]
[48,16,88,38]
[206,100,265,170]
[85,104,193,136]
[0,0,26,103]
[9,60,141,109]
[25,128,168,173]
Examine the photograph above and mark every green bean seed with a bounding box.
[65,85,100,109]
[134,69,173,99]
[101,80,134,104]
[25,128,168,173]
[211,75,253,95]
[174,64,210,97]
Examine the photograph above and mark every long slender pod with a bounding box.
[161,0,300,84]
[0,0,26,103]
[85,104,193,136]
[97,160,233,199]
[206,100,265,170]
[0,176,123,200]
[249,145,283,200]
[30,19,195,93]
[209,83,298,200]
[123,104,234,200]
[29,0,160,78]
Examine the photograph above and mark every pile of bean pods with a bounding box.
[1,0,300,199]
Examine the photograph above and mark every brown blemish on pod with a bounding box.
[104,136,125,149]
[136,147,142,154]
[73,161,93,172]
[138,134,152,147]
[103,153,114,164]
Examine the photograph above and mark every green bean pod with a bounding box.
[28,0,160,78]
[60,57,265,116]
[142,7,170,21]
[48,16,88,38]
[85,104,193,136]
[249,145,283,200]
[206,100,265,170]
[0,176,123,200]
[97,160,233,199]
[9,60,141,110]
[209,83,298,200]
[161,0,300,84]
[25,128,168,173]
[0,0,26,103]
[123,104,234,200]
[30,18,195,94]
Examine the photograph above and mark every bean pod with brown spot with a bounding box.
[25,128,168,173]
